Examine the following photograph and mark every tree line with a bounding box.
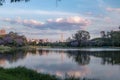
[30,27,120,47]
[0,27,119,47]
[0,32,27,47]
[66,27,120,47]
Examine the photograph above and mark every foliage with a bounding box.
[33,29,120,47]
[0,46,12,52]
[72,30,90,41]
[0,31,27,47]
[66,28,120,47]
[0,0,29,5]
[0,67,57,80]
[67,30,90,47]
[110,31,120,46]
[0,67,96,80]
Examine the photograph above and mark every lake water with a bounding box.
[0,48,120,80]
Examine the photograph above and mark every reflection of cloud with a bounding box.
[2,16,91,31]
[38,69,90,78]
[0,59,7,67]
[55,66,90,78]
[35,65,90,78]
[67,71,85,78]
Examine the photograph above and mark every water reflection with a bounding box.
[66,50,120,65]
[0,48,120,79]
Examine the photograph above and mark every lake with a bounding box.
[0,48,120,80]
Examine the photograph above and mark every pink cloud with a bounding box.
[2,18,44,28]
[2,16,91,30]
[104,17,112,23]
[106,7,120,14]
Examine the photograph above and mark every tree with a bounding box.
[100,31,106,38]
[66,37,72,42]
[0,0,29,5]
[0,31,27,47]
[0,0,61,6]
[73,30,90,41]
[71,30,90,47]
[110,30,120,46]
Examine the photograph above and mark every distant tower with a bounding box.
[61,33,64,42]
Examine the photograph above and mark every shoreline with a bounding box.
[0,45,120,53]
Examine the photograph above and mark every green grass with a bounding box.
[0,67,57,80]
[0,46,12,53]
[0,67,97,80]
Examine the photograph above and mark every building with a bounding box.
[27,38,49,44]
[0,29,6,35]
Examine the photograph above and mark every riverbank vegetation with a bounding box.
[0,31,27,47]
[34,27,120,48]
[0,67,57,80]
[65,28,120,47]
[0,27,120,49]
[0,67,93,80]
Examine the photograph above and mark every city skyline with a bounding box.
[0,0,120,41]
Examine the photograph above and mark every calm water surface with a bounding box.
[0,48,120,80]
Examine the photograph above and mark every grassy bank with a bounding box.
[0,67,57,80]
[0,45,51,54]
[0,67,93,80]
[0,45,119,53]
[0,45,38,53]
[0,46,12,53]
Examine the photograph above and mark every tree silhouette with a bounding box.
[0,0,61,6]
[73,30,90,41]
[0,0,29,5]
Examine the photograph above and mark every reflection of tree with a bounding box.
[0,49,52,64]
[66,50,120,65]
[92,51,120,65]
[38,50,50,55]
[0,50,27,63]
[0,49,120,66]
[66,51,90,65]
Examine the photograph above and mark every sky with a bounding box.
[0,0,120,41]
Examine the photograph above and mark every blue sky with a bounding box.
[0,0,120,41]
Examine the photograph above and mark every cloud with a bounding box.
[2,18,44,28]
[104,17,112,23]
[2,16,91,31]
[106,7,120,14]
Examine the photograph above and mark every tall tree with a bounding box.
[72,30,90,47]
[110,30,120,46]
[100,31,106,38]
[73,30,90,41]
